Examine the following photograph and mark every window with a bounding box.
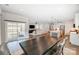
[5,21,26,41]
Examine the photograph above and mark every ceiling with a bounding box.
[0,4,79,23]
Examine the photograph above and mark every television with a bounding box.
[29,25,35,28]
[73,24,75,28]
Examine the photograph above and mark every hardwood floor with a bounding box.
[64,36,79,55]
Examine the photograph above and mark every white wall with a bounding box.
[0,8,1,45]
[1,11,29,42]
[75,13,79,28]
[2,12,28,22]
[64,20,74,34]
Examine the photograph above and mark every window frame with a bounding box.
[5,20,26,42]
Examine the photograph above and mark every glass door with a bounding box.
[5,21,26,42]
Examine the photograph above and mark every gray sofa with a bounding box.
[0,39,25,55]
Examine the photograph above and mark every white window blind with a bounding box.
[5,21,26,42]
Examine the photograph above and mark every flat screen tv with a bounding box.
[73,24,75,28]
[29,25,35,28]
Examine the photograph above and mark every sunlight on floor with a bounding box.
[63,47,76,55]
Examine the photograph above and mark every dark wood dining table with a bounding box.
[19,33,61,55]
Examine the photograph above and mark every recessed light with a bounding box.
[20,9,24,11]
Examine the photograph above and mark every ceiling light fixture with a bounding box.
[5,4,9,6]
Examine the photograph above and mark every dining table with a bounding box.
[19,32,61,55]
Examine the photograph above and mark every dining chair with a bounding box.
[54,37,68,55]
[42,37,68,55]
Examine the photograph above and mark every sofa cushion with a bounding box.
[7,41,24,55]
